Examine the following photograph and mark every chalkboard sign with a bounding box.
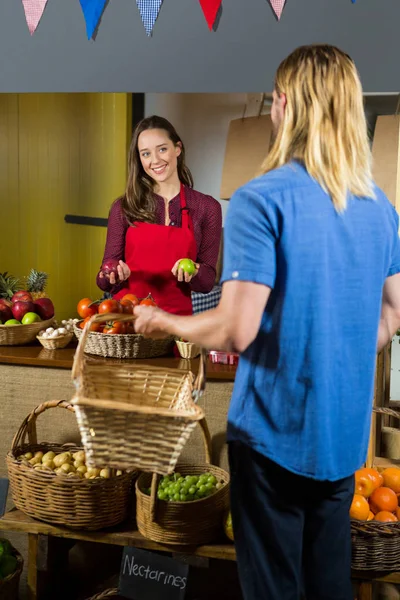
[119,547,189,600]
[0,479,9,518]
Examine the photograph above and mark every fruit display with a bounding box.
[0,539,19,580]
[143,471,226,502]
[17,448,124,480]
[0,269,54,326]
[75,293,157,334]
[350,466,400,522]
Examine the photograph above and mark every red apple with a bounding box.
[0,306,13,324]
[0,298,12,309]
[12,301,35,322]
[101,259,120,282]
[11,290,33,303]
[34,298,54,320]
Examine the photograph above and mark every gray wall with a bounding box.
[0,0,399,93]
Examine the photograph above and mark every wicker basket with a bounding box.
[0,317,55,346]
[72,317,207,475]
[136,419,230,545]
[86,590,121,600]
[175,340,201,359]
[6,400,136,530]
[0,539,23,600]
[73,313,175,359]
[37,331,74,350]
[351,406,400,571]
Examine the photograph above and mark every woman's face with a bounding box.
[138,128,181,185]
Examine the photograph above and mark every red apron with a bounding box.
[114,185,197,316]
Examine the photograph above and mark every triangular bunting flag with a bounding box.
[269,0,286,20]
[22,0,48,35]
[198,0,222,30]
[136,0,164,36]
[79,0,108,39]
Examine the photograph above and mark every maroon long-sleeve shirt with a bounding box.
[97,186,222,296]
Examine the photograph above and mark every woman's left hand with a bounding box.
[133,305,169,339]
[172,260,200,283]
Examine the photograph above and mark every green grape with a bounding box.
[205,482,214,490]
[174,472,182,480]
[173,493,180,501]
[158,490,167,501]
[177,477,184,484]
[180,493,187,502]
[188,486,196,495]
[207,475,217,485]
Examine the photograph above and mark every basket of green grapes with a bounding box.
[135,419,230,545]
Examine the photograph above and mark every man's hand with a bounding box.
[133,305,170,339]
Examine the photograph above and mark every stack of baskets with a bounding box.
[73,313,175,359]
[6,400,136,530]
[0,540,23,600]
[0,317,55,346]
[351,406,400,571]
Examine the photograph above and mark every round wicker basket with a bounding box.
[0,317,55,346]
[351,406,400,570]
[136,419,230,545]
[6,400,136,531]
[0,539,24,600]
[175,340,201,359]
[37,332,74,350]
[74,313,175,359]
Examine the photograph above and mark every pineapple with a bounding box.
[26,269,49,300]
[0,272,22,300]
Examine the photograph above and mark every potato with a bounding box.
[100,468,111,479]
[33,464,43,470]
[53,453,71,468]
[84,472,91,479]
[60,463,75,474]
[24,452,33,460]
[29,457,41,466]
[42,451,56,463]
[34,451,44,461]
[42,460,55,470]
[86,467,100,478]
[54,468,63,475]
[74,460,85,469]
[73,451,85,463]
[76,465,87,475]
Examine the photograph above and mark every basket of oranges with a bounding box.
[350,407,400,571]
[73,295,175,359]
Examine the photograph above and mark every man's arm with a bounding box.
[134,280,271,353]
[377,273,400,352]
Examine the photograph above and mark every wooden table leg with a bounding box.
[358,581,373,600]
[27,533,39,600]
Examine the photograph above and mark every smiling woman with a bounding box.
[97,115,222,316]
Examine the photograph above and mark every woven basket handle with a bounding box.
[373,406,400,420]
[11,400,75,452]
[149,416,212,522]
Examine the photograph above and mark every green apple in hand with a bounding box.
[21,312,41,325]
[178,258,197,275]
[5,319,21,326]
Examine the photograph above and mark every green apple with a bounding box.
[5,319,21,326]
[21,312,41,325]
[178,258,197,275]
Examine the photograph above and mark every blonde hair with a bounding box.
[261,44,375,211]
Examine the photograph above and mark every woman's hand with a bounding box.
[133,305,169,339]
[99,260,131,286]
[171,260,200,283]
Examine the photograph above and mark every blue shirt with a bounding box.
[221,162,400,481]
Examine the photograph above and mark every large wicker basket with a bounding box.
[351,406,400,571]
[0,539,23,600]
[73,313,175,359]
[72,317,207,475]
[0,317,55,346]
[136,419,230,545]
[6,400,136,530]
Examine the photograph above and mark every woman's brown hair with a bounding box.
[121,115,194,223]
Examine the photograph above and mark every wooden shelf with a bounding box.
[0,508,236,562]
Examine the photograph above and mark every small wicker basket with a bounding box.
[73,313,175,359]
[351,406,400,571]
[36,332,74,350]
[0,317,55,346]
[136,419,230,546]
[6,400,136,530]
[72,314,207,475]
[175,340,201,359]
[0,539,23,600]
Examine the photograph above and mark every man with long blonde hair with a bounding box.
[134,45,400,598]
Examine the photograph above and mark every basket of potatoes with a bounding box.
[6,400,136,530]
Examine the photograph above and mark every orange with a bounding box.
[374,511,398,522]
[349,494,370,521]
[396,507,400,520]
[367,511,374,521]
[382,467,400,494]
[369,487,398,514]
[354,468,375,498]
[363,468,383,491]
